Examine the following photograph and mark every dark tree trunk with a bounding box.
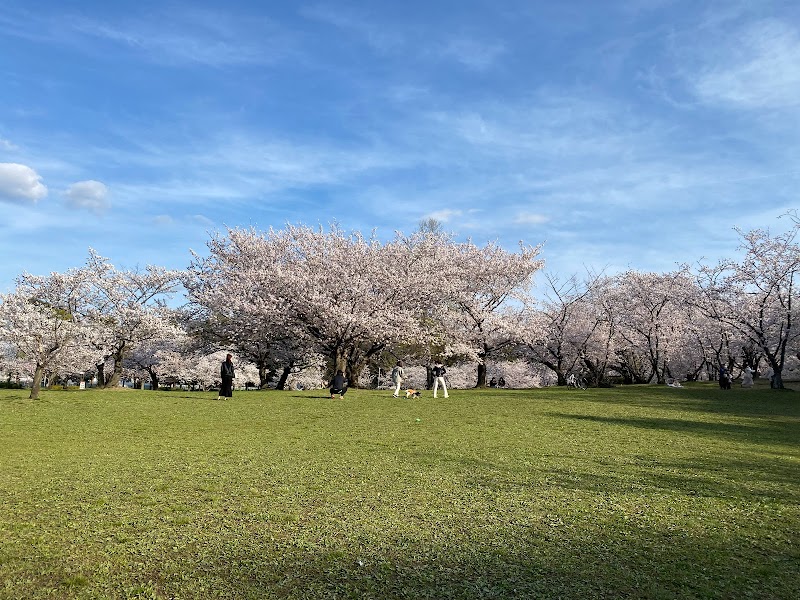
[770,371,784,389]
[276,366,291,390]
[147,367,159,391]
[476,361,487,388]
[30,364,45,400]
[95,362,106,388]
[257,360,275,389]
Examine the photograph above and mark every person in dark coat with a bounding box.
[719,366,731,390]
[218,354,235,399]
[329,370,348,398]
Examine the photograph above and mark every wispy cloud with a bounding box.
[302,4,506,71]
[424,209,463,223]
[439,37,506,71]
[0,5,295,68]
[153,215,174,227]
[0,138,20,151]
[515,212,549,225]
[300,5,405,53]
[691,19,800,110]
[192,215,214,227]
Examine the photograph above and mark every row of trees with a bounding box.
[1,219,798,399]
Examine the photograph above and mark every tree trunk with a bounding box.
[770,371,784,389]
[107,345,126,388]
[347,355,372,389]
[257,359,275,389]
[476,360,487,388]
[30,363,45,400]
[148,367,159,391]
[331,346,347,381]
[766,354,785,389]
[276,366,291,390]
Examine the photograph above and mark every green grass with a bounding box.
[1,383,798,599]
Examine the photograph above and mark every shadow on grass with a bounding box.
[586,385,800,419]
[153,522,799,600]
[546,411,795,442]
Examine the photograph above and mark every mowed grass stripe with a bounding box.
[1,384,798,599]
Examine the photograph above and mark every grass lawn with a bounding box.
[1,383,798,599]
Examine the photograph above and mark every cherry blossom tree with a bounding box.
[187,223,544,389]
[0,268,93,399]
[522,271,607,385]
[83,249,183,388]
[125,311,190,390]
[691,225,800,389]
[606,270,692,384]
[188,225,438,386]
[437,240,543,387]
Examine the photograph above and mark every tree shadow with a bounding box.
[545,411,794,441]
[586,386,800,420]
[149,521,799,599]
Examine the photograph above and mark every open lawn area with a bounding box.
[1,383,798,599]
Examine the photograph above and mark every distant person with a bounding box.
[719,366,731,390]
[391,361,405,398]
[498,376,506,388]
[489,377,497,388]
[741,366,754,388]
[329,370,348,399]
[432,361,449,398]
[218,354,235,400]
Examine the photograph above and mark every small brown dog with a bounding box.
[405,389,421,398]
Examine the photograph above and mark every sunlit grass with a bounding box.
[1,383,798,599]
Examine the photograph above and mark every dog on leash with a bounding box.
[405,388,421,398]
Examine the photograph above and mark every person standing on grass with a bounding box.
[742,366,754,388]
[329,370,348,399]
[391,361,405,398]
[719,366,731,390]
[218,353,235,400]
[431,360,449,398]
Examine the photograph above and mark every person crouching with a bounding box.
[329,370,348,399]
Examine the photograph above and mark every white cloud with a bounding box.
[424,209,463,223]
[515,212,549,225]
[153,215,174,226]
[192,214,214,227]
[64,180,109,214]
[692,19,800,110]
[0,163,47,204]
[0,138,19,151]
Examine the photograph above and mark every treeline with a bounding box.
[1,219,798,399]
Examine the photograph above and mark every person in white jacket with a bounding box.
[391,361,405,397]
[431,361,449,398]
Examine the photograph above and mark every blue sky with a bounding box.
[1,0,799,294]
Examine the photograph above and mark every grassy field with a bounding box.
[1,383,798,599]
